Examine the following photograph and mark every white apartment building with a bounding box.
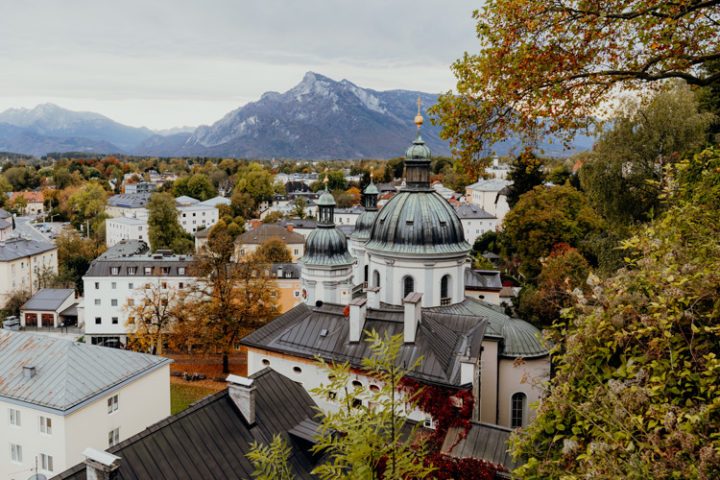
[82,241,195,346]
[105,217,149,247]
[333,206,363,227]
[105,193,151,219]
[465,178,512,222]
[0,330,170,480]
[0,237,58,309]
[455,203,499,246]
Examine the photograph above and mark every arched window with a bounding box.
[440,274,451,302]
[403,276,414,298]
[511,392,527,428]
[373,270,381,288]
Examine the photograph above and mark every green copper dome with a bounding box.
[317,190,336,206]
[301,228,354,266]
[405,134,431,160]
[351,210,379,242]
[364,182,379,195]
[366,190,470,256]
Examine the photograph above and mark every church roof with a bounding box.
[242,302,488,388]
[301,228,354,266]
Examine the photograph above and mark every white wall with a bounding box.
[497,357,549,428]
[105,218,149,247]
[461,217,499,246]
[178,205,219,234]
[0,248,58,309]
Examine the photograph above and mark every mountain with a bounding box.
[137,72,593,159]
[0,122,123,157]
[0,103,153,154]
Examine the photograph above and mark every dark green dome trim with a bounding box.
[350,210,379,242]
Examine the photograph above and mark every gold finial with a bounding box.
[323,169,329,190]
[414,96,424,129]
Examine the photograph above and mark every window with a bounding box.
[178,267,186,275]
[364,265,368,283]
[128,267,137,275]
[144,267,152,275]
[351,398,363,409]
[441,274,451,305]
[112,317,118,325]
[161,267,171,275]
[327,391,337,400]
[95,317,101,325]
[110,267,120,275]
[373,270,380,288]
[511,393,527,428]
[293,249,299,255]
[128,282,134,289]
[9,408,21,426]
[111,282,117,289]
[178,282,184,289]
[10,444,22,463]
[40,416,52,434]
[94,298,101,305]
[369,384,380,393]
[351,380,363,390]
[403,276,414,298]
[40,453,53,472]
[261,358,270,366]
[128,316,135,324]
[95,282,100,289]
[293,366,302,374]
[161,282,168,289]
[108,428,120,447]
[111,299,118,306]
[108,394,118,414]
[423,415,436,430]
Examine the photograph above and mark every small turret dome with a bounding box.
[405,134,431,160]
[302,228,354,266]
[317,190,336,206]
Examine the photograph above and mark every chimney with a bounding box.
[349,297,367,343]
[227,374,256,425]
[365,286,380,310]
[403,292,423,344]
[82,447,121,480]
[23,365,36,379]
[286,224,294,232]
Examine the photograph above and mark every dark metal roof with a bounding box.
[272,263,302,279]
[366,190,470,257]
[21,288,75,312]
[441,421,518,471]
[53,368,324,480]
[84,251,193,278]
[99,240,149,259]
[350,210,378,242]
[107,192,152,208]
[455,204,496,219]
[300,227,354,267]
[0,236,56,261]
[464,269,503,292]
[242,302,488,388]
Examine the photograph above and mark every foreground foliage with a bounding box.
[511,149,720,479]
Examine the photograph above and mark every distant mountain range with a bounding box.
[0,72,594,159]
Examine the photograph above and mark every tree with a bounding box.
[253,238,292,263]
[511,148,720,478]
[180,224,279,372]
[125,283,181,355]
[63,182,108,239]
[147,192,193,253]
[247,435,294,480]
[54,230,105,293]
[173,173,217,201]
[2,289,31,317]
[502,185,603,279]
[311,331,435,480]
[234,164,275,213]
[291,197,308,219]
[506,153,545,208]
[262,211,284,224]
[580,83,714,225]
[432,1,720,161]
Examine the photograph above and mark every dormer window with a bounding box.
[110,267,120,275]
[127,267,137,275]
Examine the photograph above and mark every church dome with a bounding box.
[317,190,336,206]
[351,210,379,242]
[302,228,354,266]
[405,134,431,160]
[365,190,469,256]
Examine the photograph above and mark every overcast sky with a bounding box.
[0,1,479,129]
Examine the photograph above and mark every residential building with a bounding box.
[455,203,499,246]
[464,269,503,305]
[104,216,149,247]
[333,205,364,226]
[0,237,58,308]
[20,288,80,328]
[0,208,13,240]
[485,157,511,180]
[7,191,46,217]
[235,223,306,262]
[123,182,156,194]
[105,193,151,219]
[270,263,302,313]
[54,369,324,480]
[82,241,194,346]
[177,199,221,234]
[242,120,550,430]
[194,227,210,252]
[0,330,171,480]
[465,178,511,222]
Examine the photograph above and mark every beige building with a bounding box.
[0,237,58,309]
[235,223,306,261]
[0,330,171,480]
[270,263,302,313]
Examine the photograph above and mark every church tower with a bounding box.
[299,176,355,305]
[349,173,379,287]
[365,100,471,307]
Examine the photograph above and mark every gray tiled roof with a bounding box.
[98,240,149,259]
[237,223,305,245]
[107,192,152,208]
[0,330,171,414]
[441,421,518,471]
[84,253,193,277]
[0,208,11,219]
[21,288,75,312]
[53,368,324,480]
[242,302,488,388]
[466,179,512,192]
[0,236,56,261]
[455,204,496,219]
[464,269,503,291]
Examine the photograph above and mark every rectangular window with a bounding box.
[128,316,135,324]
[111,317,118,325]
[144,267,152,275]
[110,267,120,275]
[108,427,120,447]
[95,317,101,325]
[108,394,118,413]
[111,299,118,307]
[178,282,184,289]
[111,282,117,289]
[39,416,52,435]
[10,444,22,463]
[40,453,53,472]
[178,267,186,275]
[94,299,101,305]
[161,282,167,289]
[128,267,137,275]
[9,408,21,426]
[95,282,100,289]
[161,267,170,275]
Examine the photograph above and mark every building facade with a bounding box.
[0,237,58,309]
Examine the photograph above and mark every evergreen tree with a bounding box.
[147,192,193,253]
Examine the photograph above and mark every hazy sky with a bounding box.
[0,1,479,129]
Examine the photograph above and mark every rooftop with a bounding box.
[21,288,75,312]
[107,192,152,209]
[0,330,171,415]
[0,236,56,261]
[53,368,323,480]
[441,421,517,473]
[464,269,503,292]
[466,179,512,192]
[455,204,496,220]
[107,216,146,226]
[236,223,306,245]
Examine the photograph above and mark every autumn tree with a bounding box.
[147,192,193,253]
[253,237,292,263]
[173,173,217,201]
[511,148,720,478]
[62,181,108,239]
[502,184,603,279]
[233,163,275,216]
[432,1,720,161]
[54,230,105,293]
[311,331,435,480]
[291,197,308,219]
[181,224,279,373]
[125,283,182,355]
